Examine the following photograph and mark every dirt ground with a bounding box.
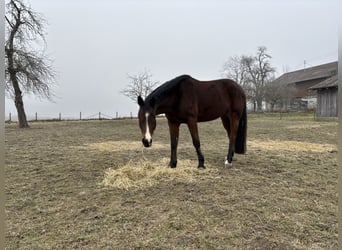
[5,113,338,249]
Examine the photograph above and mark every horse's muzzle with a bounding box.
[142,138,152,147]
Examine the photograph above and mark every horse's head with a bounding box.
[137,96,156,148]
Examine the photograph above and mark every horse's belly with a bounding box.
[197,110,223,122]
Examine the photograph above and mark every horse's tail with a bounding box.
[235,104,247,154]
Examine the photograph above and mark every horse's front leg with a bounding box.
[168,121,180,168]
[187,120,205,169]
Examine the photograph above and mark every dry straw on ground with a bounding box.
[102,157,216,190]
[248,139,336,153]
[79,140,166,152]
[88,138,336,191]
[78,140,217,190]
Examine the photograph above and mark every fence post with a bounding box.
[130,112,132,119]
[116,112,118,119]
[35,112,38,121]
[9,112,11,122]
[80,112,82,120]
[99,112,101,120]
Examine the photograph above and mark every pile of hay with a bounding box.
[102,158,212,190]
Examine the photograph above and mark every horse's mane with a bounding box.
[146,74,191,104]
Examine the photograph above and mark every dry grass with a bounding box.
[5,114,338,249]
[79,140,167,152]
[248,139,336,153]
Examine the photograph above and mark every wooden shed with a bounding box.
[272,61,338,111]
[309,74,338,117]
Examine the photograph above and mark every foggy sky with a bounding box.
[5,0,339,120]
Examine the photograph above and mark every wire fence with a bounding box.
[5,110,320,123]
[5,111,137,122]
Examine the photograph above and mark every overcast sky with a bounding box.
[5,0,339,120]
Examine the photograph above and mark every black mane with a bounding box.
[145,75,191,104]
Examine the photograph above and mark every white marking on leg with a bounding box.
[225,159,232,168]
[145,113,152,142]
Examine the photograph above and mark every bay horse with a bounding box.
[137,74,247,169]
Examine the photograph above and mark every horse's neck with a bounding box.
[155,96,174,115]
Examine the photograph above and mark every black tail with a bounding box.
[235,104,247,154]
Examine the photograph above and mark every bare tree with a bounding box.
[241,46,276,111]
[5,0,56,128]
[121,70,159,102]
[222,47,275,111]
[221,55,248,87]
[221,55,254,104]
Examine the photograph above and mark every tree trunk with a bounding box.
[270,103,275,112]
[8,61,29,127]
[15,91,29,128]
[6,19,30,128]
[257,99,263,112]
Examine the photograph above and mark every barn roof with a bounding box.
[309,74,338,90]
[274,61,338,85]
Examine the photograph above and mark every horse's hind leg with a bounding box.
[187,120,205,169]
[221,114,238,167]
[221,116,232,167]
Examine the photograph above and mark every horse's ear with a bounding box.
[150,97,156,108]
[137,96,144,106]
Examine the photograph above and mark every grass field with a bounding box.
[5,113,337,249]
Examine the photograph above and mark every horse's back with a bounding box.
[197,78,245,105]
[177,77,245,121]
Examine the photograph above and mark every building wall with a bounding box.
[294,78,322,97]
[316,88,338,117]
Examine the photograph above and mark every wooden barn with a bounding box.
[272,61,338,111]
[309,74,338,117]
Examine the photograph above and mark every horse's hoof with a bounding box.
[198,165,206,169]
[169,162,177,168]
[225,160,233,168]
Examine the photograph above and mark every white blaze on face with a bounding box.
[145,112,152,142]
